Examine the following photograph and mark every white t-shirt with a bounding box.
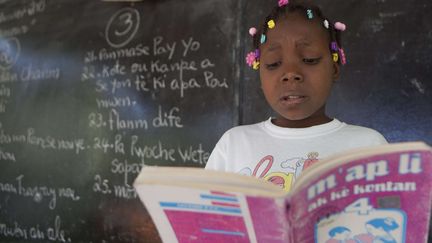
[205,118,387,191]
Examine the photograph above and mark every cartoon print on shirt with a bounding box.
[303,152,320,170]
[280,156,306,179]
[237,152,320,191]
[264,172,294,190]
[238,167,252,176]
[252,155,274,178]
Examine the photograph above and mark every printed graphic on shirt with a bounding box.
[237,152,320,191]
[303,151,320,170]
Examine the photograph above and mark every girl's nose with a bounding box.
[280,72,303,83]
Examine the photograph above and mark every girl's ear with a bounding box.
[332,62,340,81]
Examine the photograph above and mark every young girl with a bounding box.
[205,0,387,191]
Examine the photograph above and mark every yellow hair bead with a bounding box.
[267,20,275,29]
[332,53,339,62]
[253,61,260,70]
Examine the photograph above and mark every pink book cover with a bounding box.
[285,147,432,243]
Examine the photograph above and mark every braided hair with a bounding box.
[247,0,346,68]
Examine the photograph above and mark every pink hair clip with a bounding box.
[334,22,346,31]
[246,51,257,67]
[246,49,260,69]
[249,27,257,36]
[278,0,289,7]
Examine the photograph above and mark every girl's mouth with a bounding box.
[280,95,307,105]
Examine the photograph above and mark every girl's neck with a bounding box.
[272,115,333,128]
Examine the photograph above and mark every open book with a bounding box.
[134,142,432,243]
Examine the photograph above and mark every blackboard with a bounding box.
[0,0,431,242]
[0,0,237,242]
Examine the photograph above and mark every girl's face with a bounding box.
[259,12,340,128]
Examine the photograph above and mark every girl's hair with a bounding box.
[249,0,345,65]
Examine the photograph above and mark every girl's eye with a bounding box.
[303,57,321,65]
[265,61,282,70]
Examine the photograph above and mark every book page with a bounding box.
[135,166,287,197]
[134,184,289,243]
[287,145,432,243]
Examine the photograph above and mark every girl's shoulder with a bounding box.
[225,120,266,133]
[339,122,388,144]
[342,123,382,135]
[219,120,267,141]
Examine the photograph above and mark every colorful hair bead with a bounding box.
[249,27,257,36]
[332,53,339,62]
[334,22,346,31]
[253,60,260,70]
[323,19,329,29]
[260,34,266,44]
[267,20,276,29]
[246,49,261,69]
[330,41,338,51]
[306,9,313,19]
[254,49,260,59]
[339,48,346,65]
[246,51,256,67]
[278,0,289,7]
